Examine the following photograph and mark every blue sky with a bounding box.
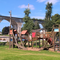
[0,0,60,31]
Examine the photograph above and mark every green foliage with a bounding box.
[45,2,52,21]
[24,9,30,16]
[44,14,60,31]
[22,9,41,33]
[44,2,53,31]
[43,20,54,31]
[34,21,40,30]
[2,27,5,34]
[0,42,6,46]
[2,27,9,35]
[51,14,60,24]
[22,9,34,33]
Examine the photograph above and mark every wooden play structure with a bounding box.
[9,28,53,51]
[9,29,26,50]
[9,24,60,52]
[28,29,53,49]
[52,24,60,51]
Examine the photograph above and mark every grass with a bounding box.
[0,34,9,36]
[0,46,60,60]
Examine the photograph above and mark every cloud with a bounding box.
[37,0,45,2]
[31,16,44,19]
[18,4,35,10]
[37,0,59,4]
[46,0,58,4]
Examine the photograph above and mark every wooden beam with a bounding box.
[53,25,55,51]
[36,40,37,48]
[59,25,60,51]
[39,40,40,48]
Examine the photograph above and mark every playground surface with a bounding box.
[0,46,60,60]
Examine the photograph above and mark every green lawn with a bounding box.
[0,46,60,60]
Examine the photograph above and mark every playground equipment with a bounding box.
[9,29,26,50]
[27,29,53,49]
[9,28,53,50]
[52,24,60,51]
[9,24,60,52]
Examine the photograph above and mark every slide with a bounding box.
[44,34,53,45]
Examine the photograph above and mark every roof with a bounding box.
[32,29,41,32]
[21,30,28,34]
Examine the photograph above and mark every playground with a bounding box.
[0,15,60,52]
[8,24,60,52]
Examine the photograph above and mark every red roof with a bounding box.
[21,30,28,34]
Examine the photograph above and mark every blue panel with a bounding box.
[22,39,25,41]
[54,29,59,32]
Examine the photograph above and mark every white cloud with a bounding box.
[18,4,35,10]
[46,0,58,4]
[37,0,45,2]
[37,0,59,4]
[31,16,44,19]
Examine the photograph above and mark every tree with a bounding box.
[34,21,40,29]
[43,20,54,31]
[44,2,53,31]
[2,27,9,35]
[45,2,52,21]
[51,14,60,24]
[22,9,34,33]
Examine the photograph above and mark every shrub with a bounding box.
[0,42,6,46]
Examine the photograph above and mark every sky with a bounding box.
[0,0,60,31]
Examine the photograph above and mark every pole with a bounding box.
[9,11,12,28]
[9,11,12,48]
[59,25,60,51]
[28,4,29,10]
[53,25,55,51]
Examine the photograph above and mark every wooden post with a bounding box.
[9,27,11,48]
[12,34,14,48]
[39,39,40,48]
[28,34,29,47]
[28,41,29,47]
[32,41,33,48]
[9,11,12,28]
[17,31,18,43]
[36,40,37,48]
[46,38,48,48]
[9,34,11,48]
[31,41,32,47]
[42,38,44,47]
[42,39,44,47]
[9,11,12,48]
[53,25,55,51]
[59,25,60,51]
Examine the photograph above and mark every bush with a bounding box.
[0,42,6,46]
